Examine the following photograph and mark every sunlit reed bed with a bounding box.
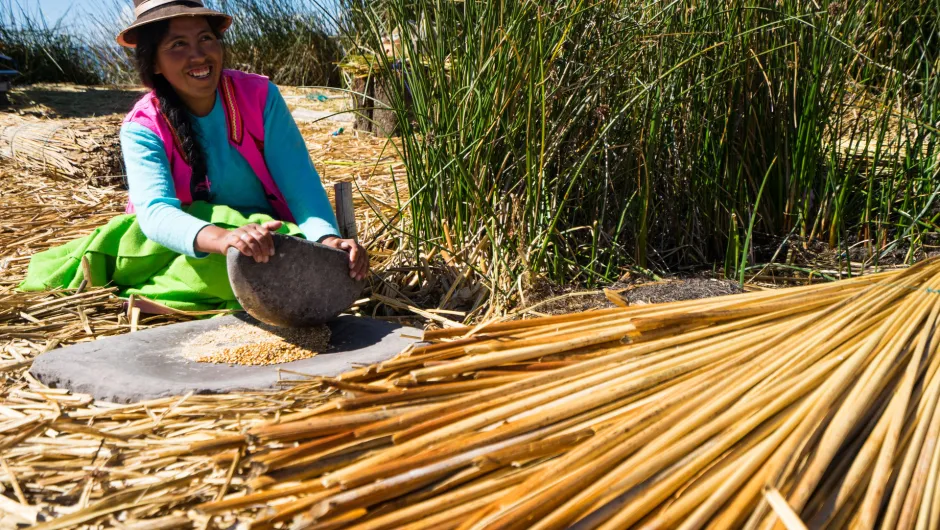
[341,0,940,309]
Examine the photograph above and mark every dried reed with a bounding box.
[0,116,122,182]
[4,258,938,528]
[5,85,937,529]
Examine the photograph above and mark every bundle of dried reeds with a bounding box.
[3,262,936,528]
[0,117,122,182]
[184,259,940,530]
[11,87,939,528]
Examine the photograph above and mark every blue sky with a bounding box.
[27,1,340,33]
[32,0,104,24]
[19,0,128,33]
[35,0,84,21]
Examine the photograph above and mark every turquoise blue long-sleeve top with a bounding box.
[120,82,340,258]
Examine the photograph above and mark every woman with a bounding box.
[120,0,367,270]
[22,0,367,311]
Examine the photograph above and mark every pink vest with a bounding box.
[123,69,295,223]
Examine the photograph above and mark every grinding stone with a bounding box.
[227,233,364,327]
[29,315,422,403]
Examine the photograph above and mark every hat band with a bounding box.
[134,0,204,18]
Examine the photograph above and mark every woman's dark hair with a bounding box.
[133,18,225,202]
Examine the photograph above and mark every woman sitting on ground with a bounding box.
[21,0,367,310]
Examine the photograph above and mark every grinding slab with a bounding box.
[30,315,422,403]
[227,234,365,328]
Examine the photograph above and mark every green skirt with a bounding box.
[19,202,303,311]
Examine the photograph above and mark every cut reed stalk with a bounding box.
[10,260,940,528]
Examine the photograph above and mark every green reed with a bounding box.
[340,0,940,306]
[3,0,342,87]
[213,0,342,86]
[0,3,105,85]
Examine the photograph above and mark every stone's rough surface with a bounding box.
[227,234,365,327]
[30,315,422,403]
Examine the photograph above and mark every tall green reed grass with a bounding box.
[341,0,940,306]
[87,0,345,86]
[2,0,343,86]
[212,0,342,86]
[0,3,106,84]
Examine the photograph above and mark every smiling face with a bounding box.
[153,16,223,116]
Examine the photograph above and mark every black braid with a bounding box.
[132,18,224,202]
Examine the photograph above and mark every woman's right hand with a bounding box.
[195,221,283,263]
[219,221,283,263]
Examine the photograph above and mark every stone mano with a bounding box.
[227,233,364,328]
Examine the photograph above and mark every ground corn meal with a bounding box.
[182,321,330,366]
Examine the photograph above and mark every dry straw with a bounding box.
[5,86,939,529]
[4,258,939,528]
[0,116,123,182]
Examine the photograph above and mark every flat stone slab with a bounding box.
[30,315,422,403]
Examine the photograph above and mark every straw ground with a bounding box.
[3,233,940,527]
[0,82,412,527]
[2,83,935,528]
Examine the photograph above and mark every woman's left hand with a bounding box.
[320,236,369,281]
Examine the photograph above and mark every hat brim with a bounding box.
[117,7,233,48]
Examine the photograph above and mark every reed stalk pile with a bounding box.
[195,259,940,529]
[5,261,938,528]
[4,83,939,525]
[0,117,122,182]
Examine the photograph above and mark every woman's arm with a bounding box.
[122,123,277,263]
[261,83,340,243]
[194,221,281,262]
[262,83,369,280]
[121,122,213,257]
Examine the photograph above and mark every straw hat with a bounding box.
[117,0,233,48]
